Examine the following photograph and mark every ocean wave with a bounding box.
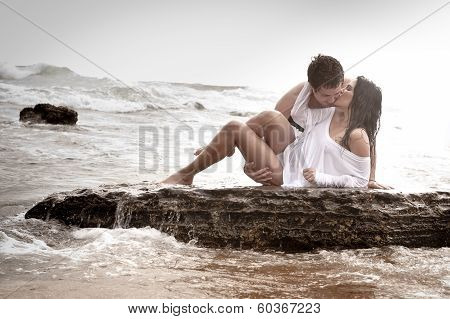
[0,63,277,113]
[0,62,74,80]
[0,221,192,267]
[0,82,146,112]
[151,81,246,92]
[0,230,53,255]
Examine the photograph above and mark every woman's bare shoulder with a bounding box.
[348,128,370,157]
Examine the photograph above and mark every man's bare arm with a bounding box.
[275,82,305,119]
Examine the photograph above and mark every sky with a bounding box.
[1,0,449,101]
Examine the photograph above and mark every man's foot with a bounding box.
[160,172,194,185]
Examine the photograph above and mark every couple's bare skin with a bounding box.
[161,116,286,186]
[182,110,295,185]
[162,80,391,189]
[259,80,390,189]
[162,80,340,185]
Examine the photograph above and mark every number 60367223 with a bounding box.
[257,302,320,314]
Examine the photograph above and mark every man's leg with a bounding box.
[245,110,295,155]
[162,120,284,185]
[194,110,295,156]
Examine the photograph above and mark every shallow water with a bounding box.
[0,65,449,298]
[1,213,448,298]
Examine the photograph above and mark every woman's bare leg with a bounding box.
[161,120,283,185]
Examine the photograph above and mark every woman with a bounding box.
[162,76,382,187]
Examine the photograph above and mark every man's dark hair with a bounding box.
[307,54,344,90]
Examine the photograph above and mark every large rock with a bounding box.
[24,184,449,252]
[19,103,78,125]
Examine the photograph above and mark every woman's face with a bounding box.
[334,78,357,108]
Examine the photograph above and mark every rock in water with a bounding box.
[24,184,449,252]
[19,103,78,125]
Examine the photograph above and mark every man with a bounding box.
[243,54,389,189]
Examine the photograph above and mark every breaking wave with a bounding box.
[0,63,74,80]
[0,62,277,114]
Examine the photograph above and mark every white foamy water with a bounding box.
[0,214,448,298]
[0,63,449,298]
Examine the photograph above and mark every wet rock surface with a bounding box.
[25,184,450,252]
[19,103,78,125]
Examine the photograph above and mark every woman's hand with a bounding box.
[368,180,393,189]
[243,162,273,185]
[303,168,317,184]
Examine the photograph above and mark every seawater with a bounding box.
[0,63,449,298]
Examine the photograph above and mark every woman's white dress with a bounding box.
[279,82,370,188]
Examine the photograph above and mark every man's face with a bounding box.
[313,84,343,106]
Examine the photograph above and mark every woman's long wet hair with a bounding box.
[341,76,382,165]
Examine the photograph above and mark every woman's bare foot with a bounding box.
[161,172,194,185]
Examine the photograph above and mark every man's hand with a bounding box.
[368,180,393,189]
[243,162,273,185]
[303,168,317,184]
